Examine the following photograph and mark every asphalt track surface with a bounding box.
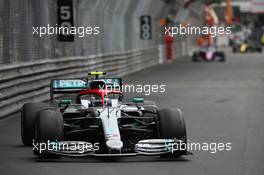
[1,49,264,175]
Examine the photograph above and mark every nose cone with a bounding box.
[106,140,123,150]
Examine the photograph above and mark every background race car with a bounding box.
[232,40,262,53]
[192,47,225,62]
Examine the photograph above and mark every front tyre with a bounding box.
[157,108,187,157]
[34,109,63,157]
[35,109,64,143]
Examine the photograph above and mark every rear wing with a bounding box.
[50,78,123,100]
[50,79,87,100]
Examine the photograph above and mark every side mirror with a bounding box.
[59,99,72,107]
[132,97,144,103]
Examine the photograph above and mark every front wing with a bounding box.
[34,139,191,158]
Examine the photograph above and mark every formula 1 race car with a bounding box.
[192,47,225,62]
[21,72,188,159]
[232,41,262,53]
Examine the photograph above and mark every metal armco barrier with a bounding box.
[0,47,160,119]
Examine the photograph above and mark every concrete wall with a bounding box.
[0,0,170,65]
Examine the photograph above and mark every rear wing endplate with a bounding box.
[50,79,87,100]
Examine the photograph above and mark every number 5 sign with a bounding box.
[57,0,74,42]
[140,16,152,40]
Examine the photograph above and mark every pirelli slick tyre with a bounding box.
[257,47,262,53]
[232,47,238,53]
[214,52,225,62]
[21,103,49,146]
[157,108,187,157]
[192,52,199,62]
[142,100,157,111]
[34,109,63,157]
[35,109,64,143]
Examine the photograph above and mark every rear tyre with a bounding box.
[142,100,157,110]
[157,108,187,157]
[21,103,49,146]
[192,52,199,62]
[232,47,237,53]
[257,47,262,53]
[215,52,225,62]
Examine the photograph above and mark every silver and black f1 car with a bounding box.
[21,72,188,159]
